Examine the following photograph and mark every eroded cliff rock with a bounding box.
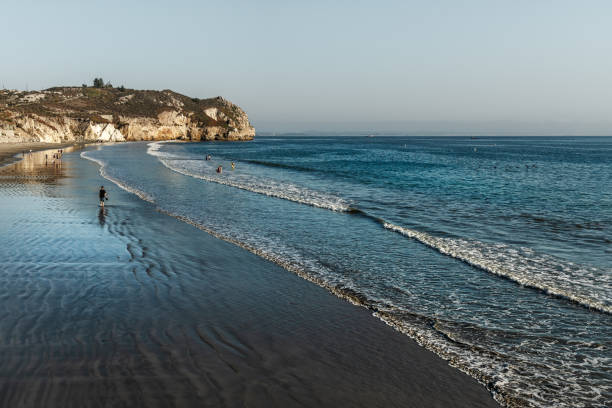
[0,87,255,144]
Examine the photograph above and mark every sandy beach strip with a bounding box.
[0,142,75,167]
[0,146,499,407]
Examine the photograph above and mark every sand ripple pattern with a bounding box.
[1,150,489,408]
[82,142,612,408]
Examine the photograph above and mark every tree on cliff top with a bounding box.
[93,78,104,88]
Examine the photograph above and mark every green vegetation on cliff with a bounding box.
[1,87,243,127]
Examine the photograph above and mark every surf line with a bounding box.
[131,143,612,314]
[81,151,155,204]
[342,204,611,315]
[380,221,611,315]
[152,207,514,407]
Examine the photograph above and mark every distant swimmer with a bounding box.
[216,165,222,174]
[99,186,108,207]
[231,162,235,170]
[206,154,211,161]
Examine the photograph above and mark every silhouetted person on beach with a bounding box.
[99,186,108,207]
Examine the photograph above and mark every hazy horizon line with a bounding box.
[256,132,612,137]
[253,120,612,137]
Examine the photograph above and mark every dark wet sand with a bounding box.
[0,146,499,407]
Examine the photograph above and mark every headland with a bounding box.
[0,86,255,144]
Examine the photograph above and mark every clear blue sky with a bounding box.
[2,0,611,134]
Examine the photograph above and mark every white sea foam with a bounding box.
[147,142,612,314]
[81,151,155,204]
[383,222,612,314]
[373,310,610,408]
[147,142,350,212]
[80,142,611,408]
[148,207,611,408]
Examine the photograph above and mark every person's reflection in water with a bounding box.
[98,207,107,226]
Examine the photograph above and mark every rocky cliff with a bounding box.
[0,87,255,143]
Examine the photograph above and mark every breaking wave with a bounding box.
[82,142,612,407]
[147,142,350,212]
[81,151,155,204]
[146,142,612,315]
[383,222,612,314]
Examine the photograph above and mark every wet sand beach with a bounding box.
[0,147,498,407]
[0,142,74,167]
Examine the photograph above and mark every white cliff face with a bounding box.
[204,108,219,121]
[0,89,255,144]
[0,109,254,144]
[158,110,188,126]
[85,123,125,142]
[226,107,255,140]
[118,115,189,141]
[204,107,227,122]
[0,113,80,143]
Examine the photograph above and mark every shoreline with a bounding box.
[0,146,499,407]
[0,142,75,167]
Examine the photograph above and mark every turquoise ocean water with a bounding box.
[83,136,611,407]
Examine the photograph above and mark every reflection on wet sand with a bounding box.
[98,206,106,226]
[0,146,497,408]
[0,145,82,183]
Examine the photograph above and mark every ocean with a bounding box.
[83,136,611,407]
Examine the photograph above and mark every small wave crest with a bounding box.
[146,142,611,314]
[81,151,155,204]
[84,142,609,407]
[383,222,612,314]
[146,142,350,212]
[95,203,596,407]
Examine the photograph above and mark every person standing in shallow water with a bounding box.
[99,186,107,207]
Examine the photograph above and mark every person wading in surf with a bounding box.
[99,186,108,207]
